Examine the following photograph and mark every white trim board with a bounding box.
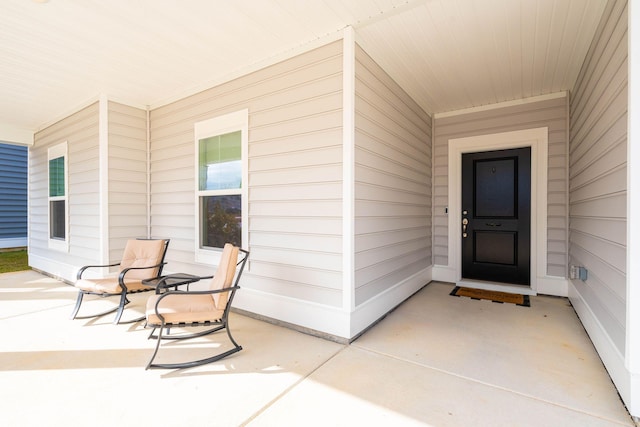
[434,92,567,119]
[28,253,75,283]
[447,127,552,295]
[0,123,33,145]
[99,96,109,265]
[235,287,352,339]
[626,0,640,417]
[342,27,356,313]
[569,280,631,416]
[235,266,432,340]
[350,266,431,339]
[150,33,345,111]
[0,238,27,249]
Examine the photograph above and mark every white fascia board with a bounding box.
[0,123,34,145]
[434,92,568,119]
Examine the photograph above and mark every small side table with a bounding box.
[143,273,202,294]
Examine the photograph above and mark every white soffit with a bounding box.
[0,0,607,133]
[356,0,608,115]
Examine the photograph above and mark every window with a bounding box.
[195,110,248,263]
[48,143,68,251]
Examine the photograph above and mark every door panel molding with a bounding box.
[447,127,548,293]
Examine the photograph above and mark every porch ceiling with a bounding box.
[1,0,607,137]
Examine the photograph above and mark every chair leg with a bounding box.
[146,326,164,370]
[112,293,130,324]
[226,320,241,350]
[146,319,242,370]
[70,291,127,321]
[147,345,242,370]
[147,327,157,339]
[69,291,84,320]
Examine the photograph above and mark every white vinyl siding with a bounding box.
[433,95,569,277]
[30,100,148,277]
[149,41,344,306]
[569,0,627,354]
[30,102,101,269]
[354,45,432,305]
[107,101,149,259]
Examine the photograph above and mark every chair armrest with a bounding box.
[76,263,121,280]
[117,262,168,291]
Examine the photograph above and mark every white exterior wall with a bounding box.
[568,0,633,414]
[149,41,347,335]
[354,45,432,306]
[569,0,627,356]
[107,101,149,258]
[29,102,101,279]
[29,100,149,281]
[28,38,433,339]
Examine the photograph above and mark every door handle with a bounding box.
[462,218,468,237]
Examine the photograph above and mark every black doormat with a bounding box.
[450,286,530,307]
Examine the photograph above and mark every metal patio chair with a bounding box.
[144,243,249,369]
[70,238,170,324]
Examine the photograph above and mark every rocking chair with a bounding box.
[145,243,249,369]
[70,238,170,324]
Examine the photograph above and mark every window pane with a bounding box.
[49,157,65,197]
[201,195,241,248]
[198,131,241,191]
[50,200,65,240]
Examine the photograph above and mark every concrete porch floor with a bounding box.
[0,270,634,426]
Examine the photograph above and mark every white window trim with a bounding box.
[194,109,248,265]
[47,142,69,252]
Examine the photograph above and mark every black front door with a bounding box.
[461,147,531,286]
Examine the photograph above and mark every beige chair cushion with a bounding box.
[145,243,240,325]
[209,244,239,309]
[75,278,152,294]
[75,239,166,294]
[146,294,225,325]
[119,239,166,280]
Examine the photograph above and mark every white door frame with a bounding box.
[447,127,548,295]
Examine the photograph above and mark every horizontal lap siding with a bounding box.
[107,102,148,260]
[31,102,101,265]
[569,0,627,354]
[0,143,27,241]
[354,45,432,305]
[150,41,344,307]
[433,96,569,276]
